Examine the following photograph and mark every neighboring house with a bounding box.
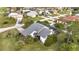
[8,12,23,23]
[16,23,55,43]
[26,11,38,17]
[64,16,79,21]
[8,12,18,19]
[57,16,79,25]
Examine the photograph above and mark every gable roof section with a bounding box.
[21,23,51,37]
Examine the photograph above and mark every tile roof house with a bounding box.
[63,16,79,21]
[58,16,79,23]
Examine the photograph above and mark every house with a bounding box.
[57,16,79,25]
[8,12,23,23]
[64,16,79,21]
[8,12,18,19]
[16,23,55,43]
[59,16,79,22]
[26,11,38,17]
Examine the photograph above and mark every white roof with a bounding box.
[8,13,18,19]
[27,11,38,17]
[8,12,23,21]
[75,14,79,16]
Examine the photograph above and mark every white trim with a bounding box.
[40,36,47,43]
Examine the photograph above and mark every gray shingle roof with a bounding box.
[16,23,55,43]
[22,23,51,36]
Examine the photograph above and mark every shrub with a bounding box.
[37,21,49,26]
[23,17,34,28]
[55,23,64,30]
[44,34,57,46]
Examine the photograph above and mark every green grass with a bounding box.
[1,8,79,51]
[0,15,16,28]
[1,15,79,51]
[0,14,57,51]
